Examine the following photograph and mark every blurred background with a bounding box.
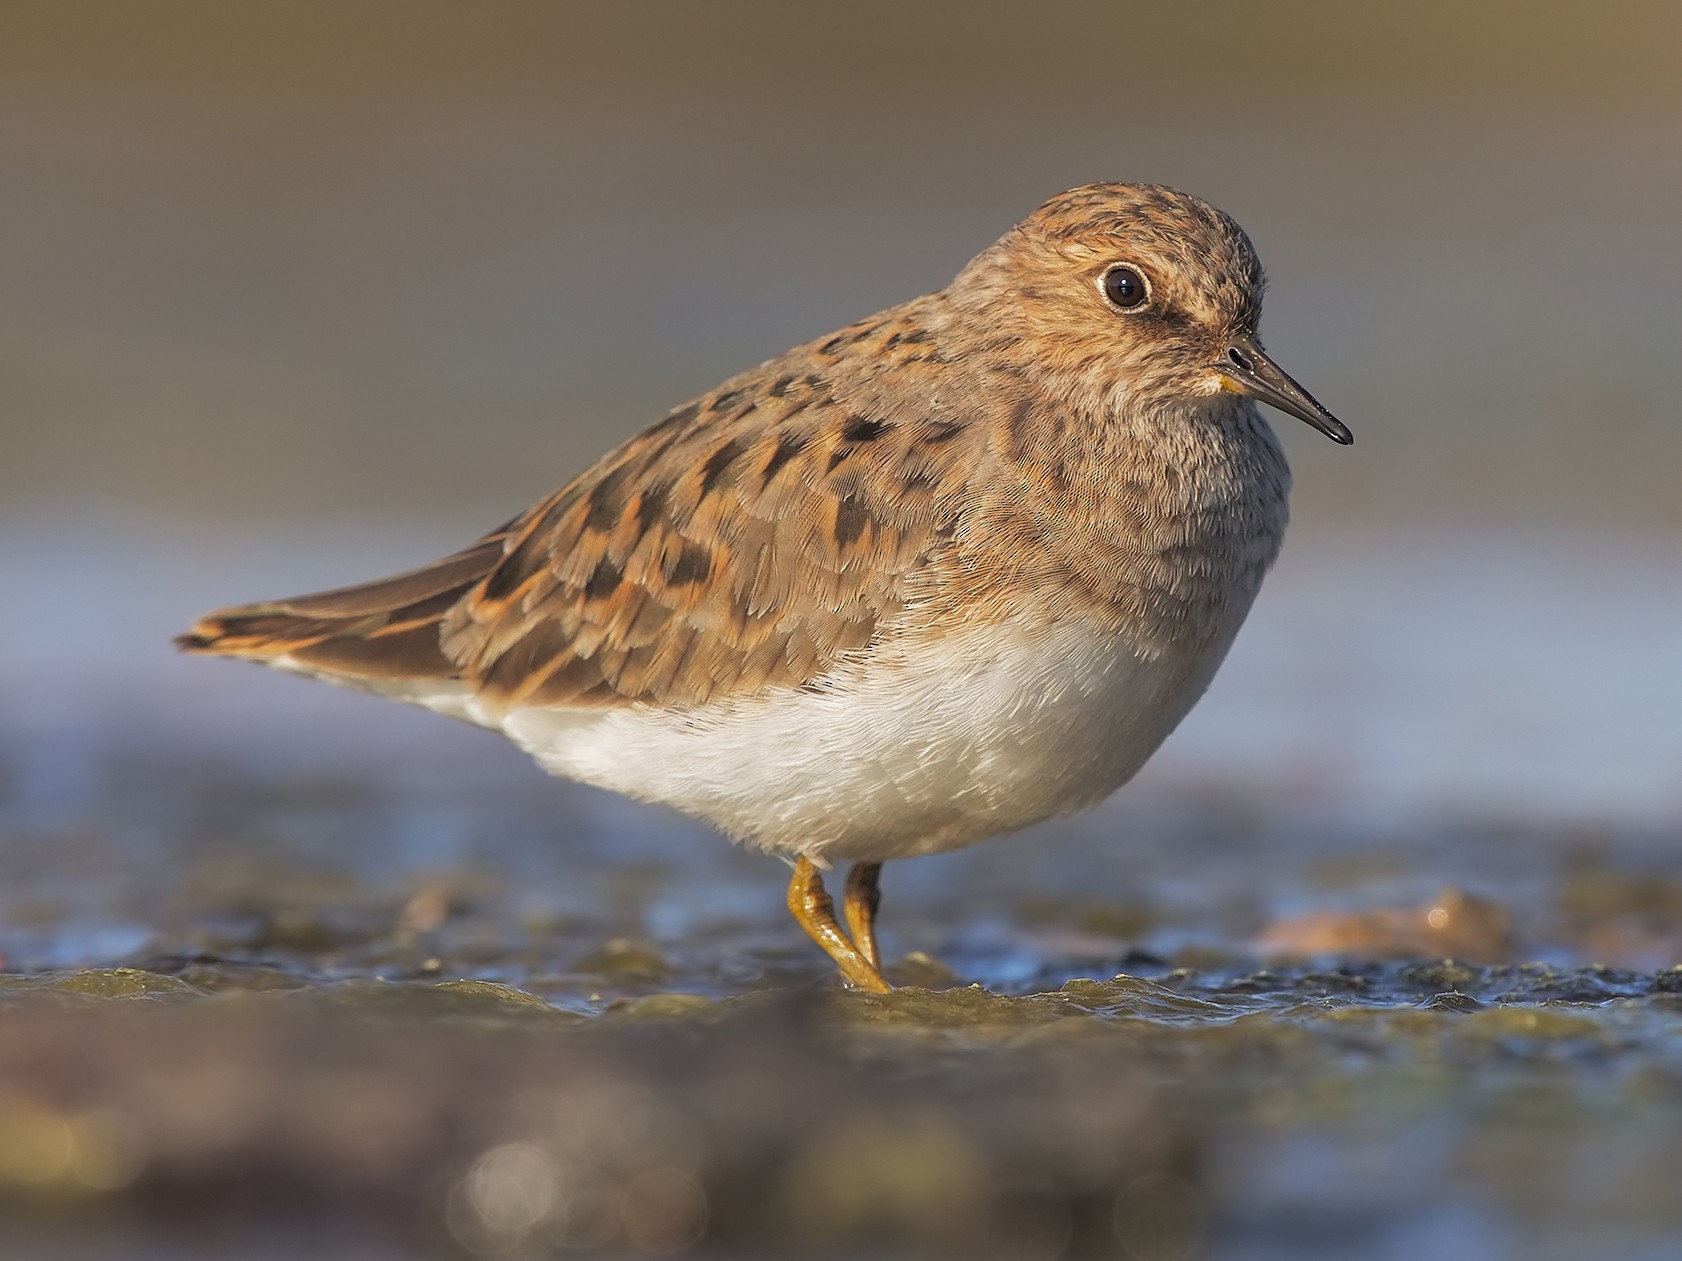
[2,4,1682,1259]
[7,0,1682,827]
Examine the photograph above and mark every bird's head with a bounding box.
[949,181,1351,445]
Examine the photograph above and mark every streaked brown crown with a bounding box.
[941,182,1268,411]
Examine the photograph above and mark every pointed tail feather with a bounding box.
[176,528,512,685]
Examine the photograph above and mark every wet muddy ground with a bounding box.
[3,705,1682,1261]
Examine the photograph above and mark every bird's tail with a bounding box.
[175,527,513,687]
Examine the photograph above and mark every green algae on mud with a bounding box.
[0,959,1679,1258]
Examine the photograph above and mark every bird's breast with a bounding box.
[974,399,1291,658]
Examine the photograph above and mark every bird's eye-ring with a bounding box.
[1100,265,1149,311]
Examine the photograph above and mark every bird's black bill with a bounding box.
[1216,334,1353,445]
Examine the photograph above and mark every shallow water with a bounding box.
[1,943,1681,1260]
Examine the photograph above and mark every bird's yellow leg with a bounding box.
[843,861,884,974]
[787,857,891,993]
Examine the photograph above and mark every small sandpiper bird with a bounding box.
[180,183,1351,992]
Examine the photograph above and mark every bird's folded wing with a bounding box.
[181,357,985,711]
[442,368,981,709]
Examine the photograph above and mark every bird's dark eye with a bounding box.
[1101,265,1149,310]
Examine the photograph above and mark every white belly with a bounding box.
[494,611,1236,864]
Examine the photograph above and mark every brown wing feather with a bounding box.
[179,299,990,709]
[174,523,518,680]
[442,308,987,710]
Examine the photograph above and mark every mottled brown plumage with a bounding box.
[181,303,994,710]
[180,182,1351,991]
